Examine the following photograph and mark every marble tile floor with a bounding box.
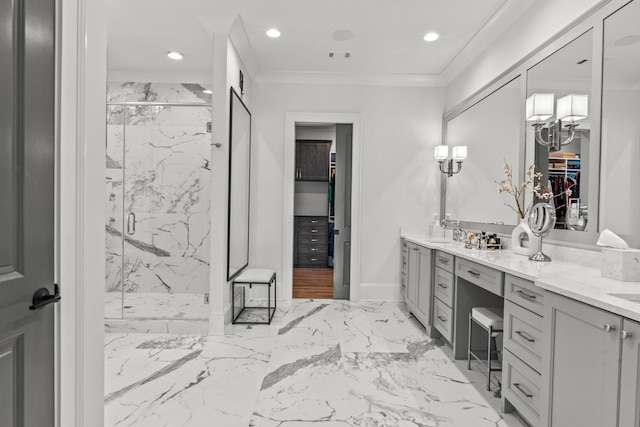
[105,299,523,427]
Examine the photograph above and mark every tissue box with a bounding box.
[601,248,640,282]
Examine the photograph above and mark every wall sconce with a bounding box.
[435,145,467,177]
[526,93,589,151]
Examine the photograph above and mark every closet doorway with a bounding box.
[292,123,353,299]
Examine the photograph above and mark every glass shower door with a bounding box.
[105,105,125,318]
[121,104,211,319]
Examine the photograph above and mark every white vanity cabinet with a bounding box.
[541,292,640,427]
[433,251,455,343]
[502,274,545,426]
[404,241,432,329]
[401,239,408,297]
[618,318,640,427]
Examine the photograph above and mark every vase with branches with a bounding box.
[496,160,567,256]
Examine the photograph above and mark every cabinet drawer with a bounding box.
[504,300,543,373]
[505,274,545,316]
[435,251,454,273]
[434,266,454,307]
[296,228,328,239]
[295,215,328,226]
[503,350,541,426]
[434,297,454,343]
[296,253,326,267]
[297,234,326,245]
[456,259,504,296]
[297,244,327,257]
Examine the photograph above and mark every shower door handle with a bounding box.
[127,212,136,235]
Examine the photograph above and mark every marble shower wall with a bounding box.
[106,82,212,303]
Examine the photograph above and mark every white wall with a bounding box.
[445,0,606,111]
[251,83,445,299]
[209,35,253,333]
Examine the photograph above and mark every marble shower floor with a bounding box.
[104,300,523,427]
[105,292,209,319]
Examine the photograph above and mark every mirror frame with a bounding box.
[441,0,630,249]
[227,87,252,281]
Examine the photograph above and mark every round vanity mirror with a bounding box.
[528,203,556,262]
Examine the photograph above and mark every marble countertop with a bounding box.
[401,232,640,323]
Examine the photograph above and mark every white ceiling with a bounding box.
[107,0,536,84]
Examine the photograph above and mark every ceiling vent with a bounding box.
[328,51,352,60]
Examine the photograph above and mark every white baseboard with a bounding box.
[358,283,403,301]
[208,304,230,335]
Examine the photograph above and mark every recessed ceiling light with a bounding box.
[332,29,354,41]
[424,32,440,42]
[203,89,212,95]
[266,29,281,38]
[167,51,183,60]
[614,35,640,47]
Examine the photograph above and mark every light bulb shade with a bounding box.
[526,93,554,122]
[434,145,448,161]
[557,94,588,122]
[452,145,467,160]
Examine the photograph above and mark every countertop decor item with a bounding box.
[495,161,543,220]
[511,218,539,257]
[496,160,569,256]
[528,202,556,262]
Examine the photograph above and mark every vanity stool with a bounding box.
[468,306,504,391]
[232,268,277,325]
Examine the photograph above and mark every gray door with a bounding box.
[0,0,56,425]
[333,124,352,299]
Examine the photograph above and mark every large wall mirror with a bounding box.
[227,88,251,280]
[445,76,523,226]
[601,0,640,247]
[525,29,595,233]
[443,0,639,248]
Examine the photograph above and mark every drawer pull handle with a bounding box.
[438,283,448,289]
[311,239,318,242]
[622,330,632,340]
[311,220,319,224]
[515,330,535,343]
[311,258,318,261]
[311,248,317,251]
[439,257,449,264]
[437,315,447,322]
[513,383,533,398]
[468,270,480,277]
[516,289,537,301]
[604,324,616,333]
[311,229,318,233]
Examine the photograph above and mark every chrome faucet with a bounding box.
[441,219,466,242]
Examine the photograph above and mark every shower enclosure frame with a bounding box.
[105,100,212,324]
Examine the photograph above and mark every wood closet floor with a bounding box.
[292,268,334,299]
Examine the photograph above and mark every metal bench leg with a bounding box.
[487,325,493,391]
[467,312,472,370]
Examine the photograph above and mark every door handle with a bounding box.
[127,212,136,235]
[29,284,61,310]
